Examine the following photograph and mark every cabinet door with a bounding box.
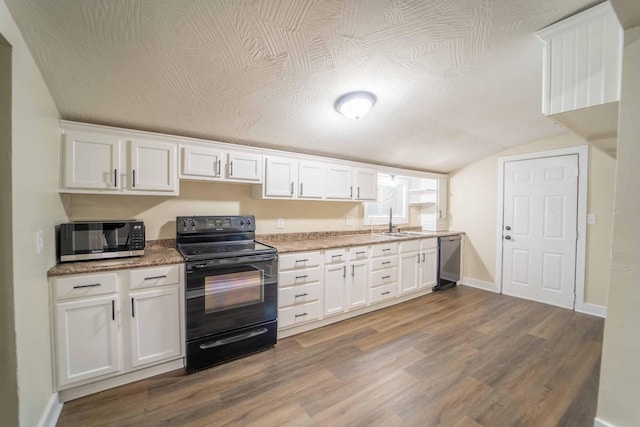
[227,150,262,182]
[355,168,378,200]
[324,264,347,317]
[437,178,448,221]
[298,160,325,199]
[348,260,368,310]
[326,164,354,200]
[264,156,297,197]
[420,246,437,289]
[181,145,223,179]
[129,286,182,368]
[55,295,119,387]
[399,251,420,295]
[63,130,122,190]
[129,139,178,192]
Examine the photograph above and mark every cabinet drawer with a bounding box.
[279,251,322,270]
[399,239,420,253]
[324,248,346,265]
[279,282,322,308]
[370,283,398,304]
[371,256,397,271]
[279,267,321,288]
[349,246,369,261]
[279,301,322,329]
[421,238,437,250]
[371,243,398,258]
[371,268,398,287]
[129,264,181,290]
[54,273,118,300]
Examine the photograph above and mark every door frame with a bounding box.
[495,145,589,312]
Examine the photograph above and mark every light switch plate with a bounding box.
[346,216,354,226]
[277,218,285,229]
[587,213,597,225]
[36,230,44,254]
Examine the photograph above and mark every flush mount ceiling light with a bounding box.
[335,91,377,119]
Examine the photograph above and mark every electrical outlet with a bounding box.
[346,216,354,226]
[277,218,285,229]
[587,213,597,225]
[36,230,44,254]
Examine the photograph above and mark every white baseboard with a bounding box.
[461,277,500,293]
[594,417,617,427]
[576,302,607,318]
[38,393,62,427]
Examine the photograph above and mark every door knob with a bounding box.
[505,235,511,240]
[505,226,511,231]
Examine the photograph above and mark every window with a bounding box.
[365,174,409,225]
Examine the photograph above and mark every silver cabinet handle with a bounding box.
[350,186,353,198]
[113,169,118,187]
[382,275,391,279]
[294,293,308,298]
[295,259,309,263]
[422,253,425,263]
[357,187,360,199]
[217,160,221,176]
[382,248,391,252]
[229,161,234,176]
[294,313,308,318]
[144,275,167,280]
[343,266,346,278]
[73,283,100,289]
[381,291,391,295]
[356,251,366,255]
[300,182,303,196]
[131,297,135,317]
[112,300,115,321]
[382,261,391,265]
[505,235,512,240]
[290,182,294,196]
[331,254,342,259]
[438,210,442,219]
[351,264,355,276]
[417,254,420,264]
[505,226,511,231]
[295,275,308,279]
[132,169,136,188]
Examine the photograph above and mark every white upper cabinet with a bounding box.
[537,1,622,141]
[354,168,377,201]
[264,155,298,198]
[129,139,177,192]
[180,144,262,183]
[298,160,326,199]
[63,130,122,190]
[326,164,354,200]
[61,122,179,195]
[226,150,262,182]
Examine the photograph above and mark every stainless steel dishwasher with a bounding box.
[433,235,461,291]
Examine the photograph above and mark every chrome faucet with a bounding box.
[388,207,393,233]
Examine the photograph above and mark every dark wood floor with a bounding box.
[57,286,604,427]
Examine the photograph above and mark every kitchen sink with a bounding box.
[376,232,407,238]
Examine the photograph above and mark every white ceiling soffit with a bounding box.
[6,0,599,173]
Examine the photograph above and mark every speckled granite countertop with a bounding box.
[47,240,183,277]
[260,230,464,254]
[48,231,465,276]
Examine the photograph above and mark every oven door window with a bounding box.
[204,267,264,313]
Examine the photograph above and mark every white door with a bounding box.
[298,160,325,199]
[501,155,578,309]
[399,251,420,295]
[354,168,377,200]
[348,260,368,309]
[129,286,182,368]
[326,164,354,200]
[55,295,119,387]
[64,130,122,190]
[264,156,297,197]
[129,139,177,192]
[323,264,346,316]
[181,145,222,179]
[227,150,262,182]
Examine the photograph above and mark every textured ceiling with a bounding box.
[6,0,599,173]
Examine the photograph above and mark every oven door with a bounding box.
[185,253,277,341]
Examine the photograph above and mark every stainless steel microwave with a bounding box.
[58,220,145,262]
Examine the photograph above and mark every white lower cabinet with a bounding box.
[419,239,438,289]
[128,286,182,368]
[278,252,323,329]
[369,242,399,306]
[55,294,120,387]
[347,246,369,310]
[399,240,420,295]
[51,264,184,391]
[324,262,347,317]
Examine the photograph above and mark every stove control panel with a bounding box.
[176,215,256,234]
